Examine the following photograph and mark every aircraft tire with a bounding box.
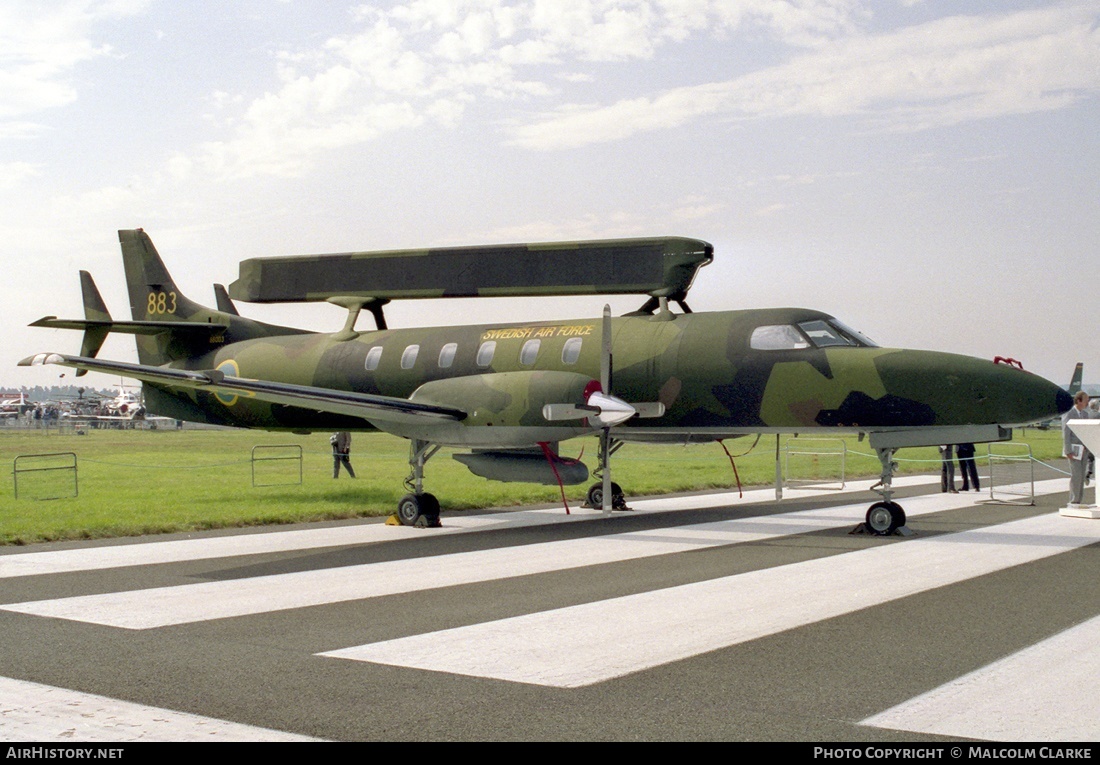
[420,493,440,522]
[866,501,905,536]
[586,482,625,510]
[397,493,441,527]
[397,493,423,526]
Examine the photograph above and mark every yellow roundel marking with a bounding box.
[215,360,240,407]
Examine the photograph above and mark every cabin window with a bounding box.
[750,325,810,351]
[438,343,457,368]
[476,341,496,367]
[400,344,420,369]
[364,346,382,371]
[519,339,541,366]
[562,337,582,365]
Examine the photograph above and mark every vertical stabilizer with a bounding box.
[75,271,111,375]
[119,229,206,324]
[1069,362,1084,395]
[118,229,216,365]
[214,284,240,316]
[116,229,309,367]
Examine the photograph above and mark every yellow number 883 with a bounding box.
[147,291,177,315]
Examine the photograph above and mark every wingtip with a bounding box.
[17,353,65,367]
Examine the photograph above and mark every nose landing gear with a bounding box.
[857,447,910,537]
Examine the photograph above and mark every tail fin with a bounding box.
[75,271,111,376]
[118,229,309,365]
[119,228,224,366]
[30,230,309,370]
[1069,362,1084,395]
[213,284,241,316]
[120,229,207,324]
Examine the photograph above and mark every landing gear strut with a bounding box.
[861,447,907,536]
[397,439,441,527]
[584,433,629,511]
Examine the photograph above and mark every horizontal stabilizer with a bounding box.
[29,317,230,336]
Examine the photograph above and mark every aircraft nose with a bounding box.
[876,350,1073,427]
[1055,386,1074,415]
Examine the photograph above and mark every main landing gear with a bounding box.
[858,447,908,536]
[584,481,627,511]
[583,433,629,511]
[395,439,442,527]
[865,499,906,535]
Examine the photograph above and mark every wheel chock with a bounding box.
[849,523,914,537]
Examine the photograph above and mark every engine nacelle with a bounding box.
[410,371,596,430]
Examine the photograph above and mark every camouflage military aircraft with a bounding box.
[21,230,1071,533]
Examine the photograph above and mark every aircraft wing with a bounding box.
[19,353,467,426]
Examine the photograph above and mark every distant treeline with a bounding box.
[1,385,115,401]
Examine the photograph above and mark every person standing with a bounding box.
[331,431,355,478]
[956,442,980,492]
[1062,391,1092,506]
[939,444,957,493]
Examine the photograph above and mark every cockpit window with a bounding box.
[751,320,878,351]
[828,319,877,347]
[750,325,811,350]
[797,320,852,348]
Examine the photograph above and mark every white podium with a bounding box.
[1063,420,1100,518]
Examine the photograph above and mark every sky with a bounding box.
[3,0,1098,393]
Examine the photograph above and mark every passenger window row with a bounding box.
[364,336,584,371]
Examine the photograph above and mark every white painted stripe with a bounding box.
[1,477,964,630]
[0,476,938,579]
[0,676,321,742]
[861,615,1100,741]
[319,511,1100,688]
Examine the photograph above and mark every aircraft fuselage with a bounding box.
[144,306,1070,446]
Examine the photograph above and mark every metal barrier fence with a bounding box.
[987,442,1034,505]
[13,452,78,500]
[783,438,846,489]
[251,444,303,487]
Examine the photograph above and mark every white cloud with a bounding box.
[0,0,149,121]
[0,161,39,191]
[181,1,866,179]
[508,2,1100,148]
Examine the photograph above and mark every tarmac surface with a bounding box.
[1,475,1098,742]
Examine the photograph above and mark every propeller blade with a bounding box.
[542,403,597,421]
[601,428,612,515]
[601,304,611,394]
[632,402,666,419]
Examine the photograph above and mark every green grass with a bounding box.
[0,425,1068,545]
